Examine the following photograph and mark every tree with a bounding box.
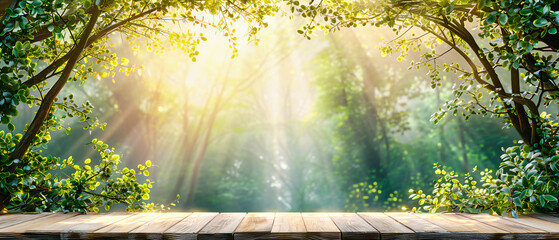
[290,0,559,213]
[0,0,277,212]
[292,0,558,146]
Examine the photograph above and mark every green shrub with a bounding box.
[410,116,559,217]
[1,135,155,213]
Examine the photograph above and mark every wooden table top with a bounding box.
[1,212,559,239]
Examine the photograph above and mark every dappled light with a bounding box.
[1,0,558,218]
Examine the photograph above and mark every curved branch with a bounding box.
[22,8,157,87]
[10,6,101,164]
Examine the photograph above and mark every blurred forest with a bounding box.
[6,17,517,212]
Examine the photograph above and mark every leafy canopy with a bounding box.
[0,0,278,212]
[289,0,559,214]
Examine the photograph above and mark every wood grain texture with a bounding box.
[0,212,78,239]
[357,213,413,240]
[26,213,105,238]
[460,213,548,239]
[233,213,275,240]
[328,213,378,240]
[198,213,246,240]
[164,212,218,240]
[92,212,164,239]
[504,214,559,238]
[0,212,52,229]
[3,212,559,240]
[129,212,191,239]
[302,213,340,240]
[529,213,559,225]
[460,213,544,233]
[270,212,306,239]
[62,212,135,239]
[418,213,506,240]
[385,212,450,240]
[436,213,507,233]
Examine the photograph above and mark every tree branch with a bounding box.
[10,6,101,164]
[22,8,157,87]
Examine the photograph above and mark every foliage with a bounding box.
[291,0,559,213]
[1,135,156,212]
[346,173,425,212]
[410,115,559,216]
[0,0,278,212]
[291,0,559,144]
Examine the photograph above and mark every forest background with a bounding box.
[8,0,556,213]
[4,15,522,212]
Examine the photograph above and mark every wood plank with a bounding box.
[385,212,450,239]
[7,212,559,240]
[164,212,218,240]
[357,213,414,240]
[529,213,559,225]
[505,214,559,234]
[460,213,548,239]
[198,213,246,240]
[92,212,164,238]
[0,212,52,229]
[233,212,274,240]
[270,212,306,239]
[62,212,135,239]
[0,212,78,239]
[26,213,105,238]
[302,212,340,240]
[436,213,507,233]
[416,213,472,232]
[328,213,378,240]
[385,213,448,233]
[417,213,506,240]
[129,212,191,239]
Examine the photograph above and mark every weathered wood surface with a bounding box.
[2,212,559,239]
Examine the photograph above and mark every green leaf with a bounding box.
[32,0,42,7]
[499,14,508,25]
[520,9,532,16]
[486,13,497,25]
[513,197,522,207]
[445,5,454,14]
[1,116,9,124]
[511,210,518,218]
[520,189,527,199]
[501,187,511,195]
[83,0,92,9]
[7,123,14,132]
[549,27,557,35]
[534,18,550,28]
[522,145,530,153]
[543,195,558,202]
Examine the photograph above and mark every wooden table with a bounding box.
[1,212,559,239]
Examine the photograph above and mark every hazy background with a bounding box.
[12,16,516,212]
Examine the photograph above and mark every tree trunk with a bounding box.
[184,91,223,208]
[0,7,101,210]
